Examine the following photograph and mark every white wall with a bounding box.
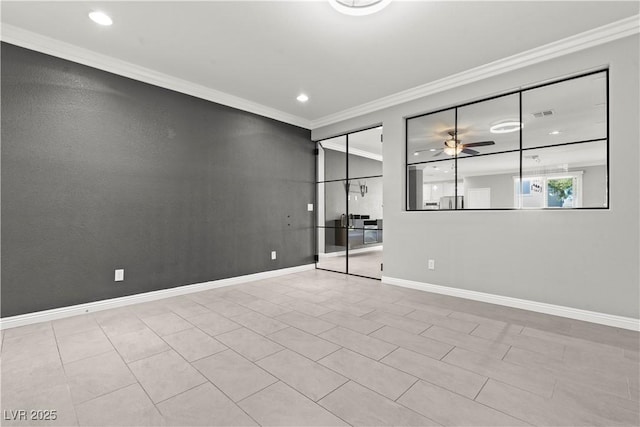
[312,35,639,319]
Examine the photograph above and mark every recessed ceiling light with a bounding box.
[413,152,419,156]
[490,121,522,134]
[328,0,392,16]
[549,130,561,135]
[429,148,436,152]
[89,11,113,26]
[296,94,309,103]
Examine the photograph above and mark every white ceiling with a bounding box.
[1,1,638,128]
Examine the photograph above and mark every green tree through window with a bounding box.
[547,178,573,207]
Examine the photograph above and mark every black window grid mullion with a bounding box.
[345,133,349,275]
[405,68,609,211]
[519,91,523,209]
[605,68,610,208]
[454,107,459,210]
[405,117,409,211]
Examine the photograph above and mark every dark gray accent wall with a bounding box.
[1,43,314,317]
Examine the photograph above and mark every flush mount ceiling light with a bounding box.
[296,94,309,103]
[89,11,113,26]
[328,0,392,16]
[489,121,523,134]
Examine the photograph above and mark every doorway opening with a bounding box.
[315,126,383,280]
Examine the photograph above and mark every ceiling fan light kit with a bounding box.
[443,138,463,156]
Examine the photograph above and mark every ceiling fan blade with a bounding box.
[432,150,444,157]
[461,148,480,155]
[464,141,495,147]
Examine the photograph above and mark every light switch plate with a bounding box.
[428,260,435,270]
[271,251,277,260]
[307,203,314,211]
[115,269,124,281]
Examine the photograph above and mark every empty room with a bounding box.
[1,1,639,426]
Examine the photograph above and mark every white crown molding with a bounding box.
[0,24,312,130]
[311,14,640,129]
[382,276,640,331]
[2,15,638,132]
[0,264,315,330]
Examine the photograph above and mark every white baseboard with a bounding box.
[382,276,640,331]
[0,264,315,330]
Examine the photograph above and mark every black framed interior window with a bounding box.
[405,70,609,211]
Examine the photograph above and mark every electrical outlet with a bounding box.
[271,251,277,260]
[428,259,435,270]
[114,269,124,281]
[307,203,314,211]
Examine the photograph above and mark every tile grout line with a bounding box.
[252,347,287,363]
[471,379,538,426]
[365,323,387,336]
[151,378,208,406]
[472,377,490,401]
[233,378,282,405]
[74,381,143,408]
[314,378,351,403]
[376,345,401,361]
[96,320,167,416]
[315,345,345,364]
[393,378,420,403]
[51,321,82,427]
[253,356,353,418]
[438,344,456,361]
[186,357,264,425]
[312,345,442,411]
[501,345,512,361]
[378,349,496,404]
[468,323,481,335]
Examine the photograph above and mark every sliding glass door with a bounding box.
[316,127,383,279]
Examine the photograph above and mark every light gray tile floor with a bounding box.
[1,269,638,426]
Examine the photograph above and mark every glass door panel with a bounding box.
[346,175,382,279]
[316,127,383,279]
[316,136,347,274]
[316,181,347,273]
[346,127,383,279]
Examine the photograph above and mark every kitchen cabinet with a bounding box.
[331,218,382,248]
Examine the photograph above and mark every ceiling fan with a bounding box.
[413,132,495,157]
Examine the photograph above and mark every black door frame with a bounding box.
[313,124,383,280]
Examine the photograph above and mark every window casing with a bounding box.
[405,70,609,211]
